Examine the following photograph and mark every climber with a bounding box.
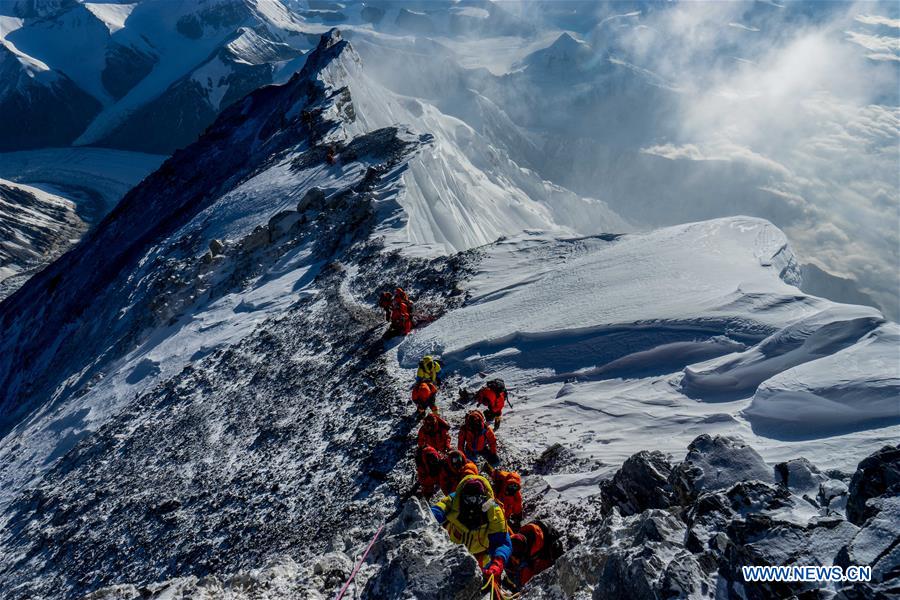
[416,445,444,498]
[504,521,563,591]
[393,287,412,311]
[439,449,479,495]
[458,410,499,469]
[378,291,393,322]
[431,474,512,582]
[411,381,439,418]
[491,469,523,531]
[387,297,413,337]
[474,379,507,430]
[415,355,442,386]
[418,412,451,453]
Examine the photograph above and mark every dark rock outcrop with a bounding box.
[846,445,900,526]
[670,435,773,504]
[600,450,674,516]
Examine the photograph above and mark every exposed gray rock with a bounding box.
[846,445,900,526]
[670,435,772,504]
[775,457,829,498]
[600,450,675,516]
[722,514,858,600]
[590,509,716,600]
[81,556,331,599]
[297,187,327,212]
[268,210,302,240]
[819,478,849,514]
[242,225,271,251]
[208,239,225,256]
[836,495,900,598]
[363,499,482,600]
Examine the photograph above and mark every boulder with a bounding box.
[241,225,270,251]
[588,509,715,600]
[775,457,829,499]
[208,238,225,256]
[670,435,772,504]
[846,444,900,525]
[268,210,302,240]
[297,187,326,212]
[836,496,900,597]
[362,499,481,600]
[600,450,675,516]
[722,514,857,600]
[818,479,849,514]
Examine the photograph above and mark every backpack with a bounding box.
[531,519,564,561]
[486,379,506,396]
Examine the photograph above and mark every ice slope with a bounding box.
[316,39,628,255]
[0,147,166,217]
[401,217,898,497]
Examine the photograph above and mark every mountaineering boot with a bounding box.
[493,416,501,430]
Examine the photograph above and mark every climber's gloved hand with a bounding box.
[482,557,504,580]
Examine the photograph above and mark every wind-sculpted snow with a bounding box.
[745,322,900,439]
[402,217,898,485]
[682,305,885,400]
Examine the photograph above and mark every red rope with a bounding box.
[334,523,385,600]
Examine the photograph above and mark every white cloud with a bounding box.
[614,1,900,318]
[855,14,900,28]
[729,22,760,32]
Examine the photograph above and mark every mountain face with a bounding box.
[0,24,897,600]
[0,0,311,154]
[0,179,85,300]
[0,148,166,300]
[0,44,102,150]
[0,29,623,598]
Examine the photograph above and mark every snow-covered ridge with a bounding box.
[0,24,621,528]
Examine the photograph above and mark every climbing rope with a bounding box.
[481,573,520,600]
[333,523,385,600]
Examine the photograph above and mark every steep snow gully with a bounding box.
[0,29,897,600]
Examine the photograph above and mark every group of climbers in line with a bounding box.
[379,287,414,337]
[395,348,559,594]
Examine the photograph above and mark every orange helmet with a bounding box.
[447,449,467,470]
[496,470,521,494]
[421,445,442,467]
[465,410,486,430]
[412,382,434,402]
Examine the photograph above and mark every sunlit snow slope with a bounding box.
[402,217,899,498]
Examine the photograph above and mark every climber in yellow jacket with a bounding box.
[430,474,512,581]
[416,355,442,386]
